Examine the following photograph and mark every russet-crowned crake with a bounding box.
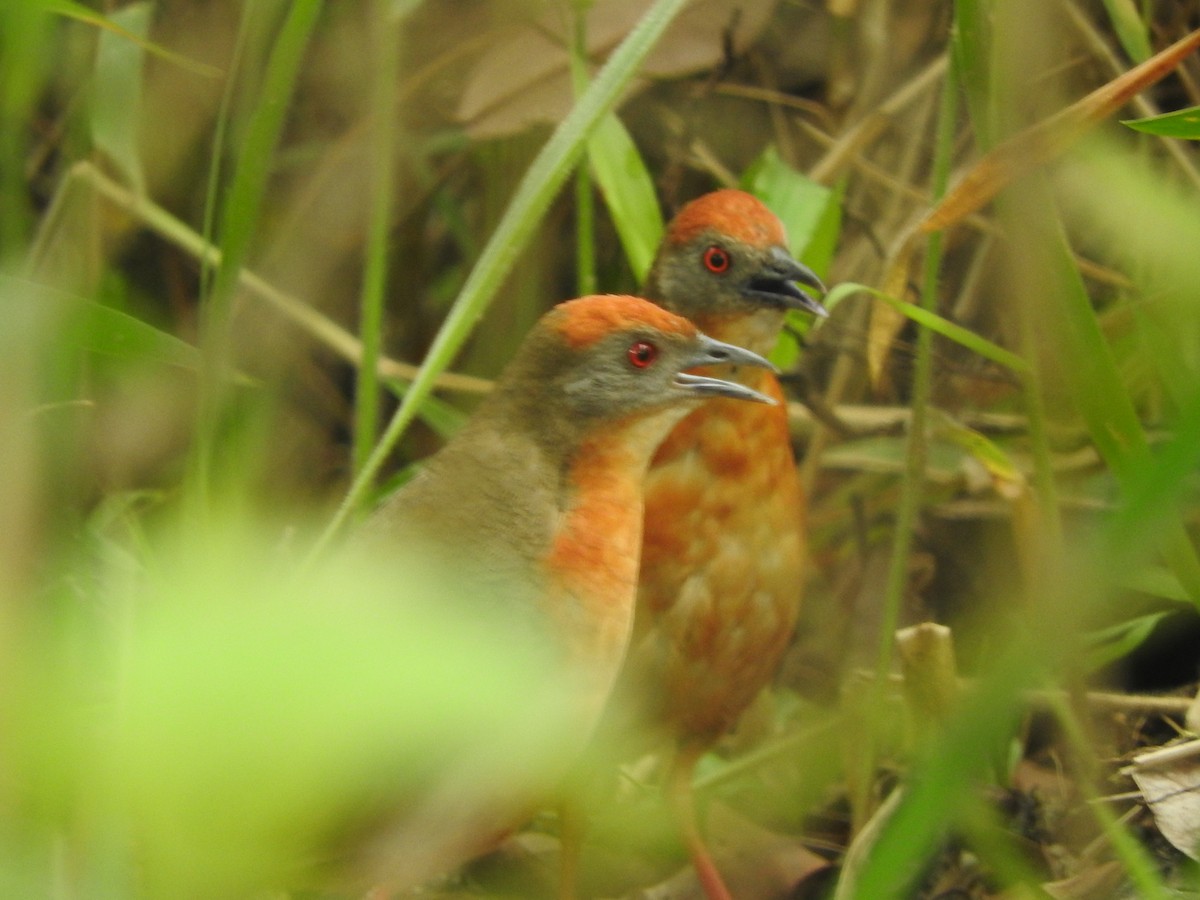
[350,293,779,893]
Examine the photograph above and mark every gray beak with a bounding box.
[742,246,829,317]
[674,334,778,405]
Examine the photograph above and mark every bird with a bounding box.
[345,293,780,894]
[591,190,828,900]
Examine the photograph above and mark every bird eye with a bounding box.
[627,340,658,368]
[703,245,731,273]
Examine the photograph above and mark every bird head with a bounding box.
[501,294,778,428]
[645,189,828,323]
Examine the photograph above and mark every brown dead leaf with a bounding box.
[457,0,780,138]
[866,251,916,390]
[921,27,1200,233]
[1129,739,1200,860]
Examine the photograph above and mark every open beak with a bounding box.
[742,246,828,317]
[674,334,778,405]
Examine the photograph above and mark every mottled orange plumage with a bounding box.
[598,191,827,900]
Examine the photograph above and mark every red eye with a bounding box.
[627,341,658,368]
[703,245,730,273]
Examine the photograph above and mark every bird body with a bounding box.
[597,191,827,900]
[350,293,779,891]
[633,360,803,744]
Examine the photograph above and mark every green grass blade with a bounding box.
[1100,0,1153,63]
[0,5,53,256]
[314,0,693,553]
[570,3,597,296]
[823,282,1030,375]
[205,1,324,321]
[192,0,324,503]
[353,4,402,484]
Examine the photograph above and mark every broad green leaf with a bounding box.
[743,147,842,366]
[1122,105,1200,139]
[742,145,835,270]
[589,111,663,282]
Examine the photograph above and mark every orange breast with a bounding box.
[630,369,805,742]
[543,432,649,725]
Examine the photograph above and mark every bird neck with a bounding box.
[690,310,784,357]
[541,416,670,715]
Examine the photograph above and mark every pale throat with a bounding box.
[693,309,785,357]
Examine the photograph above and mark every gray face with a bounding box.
[648,232,827,319]
[529,328,776,422]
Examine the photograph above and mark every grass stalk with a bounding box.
[353,4,400,485]
[851,50,960,834]
[190,0,324,508]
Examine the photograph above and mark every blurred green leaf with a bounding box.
[589,112,663,282]
[1122,566,1192,603]
[1122,105,1200,139]
[1084,610,1170,671]
[76,302,200,370]
[15,518,578,897]
[3,275,200,370]
[90,2,149,192]
[1028,194,1200,602]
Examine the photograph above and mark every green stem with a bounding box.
[571,5,597,296]
[856,55,959,831]
[354,4,399,486]
[190,0,324,510]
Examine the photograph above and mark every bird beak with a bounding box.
[674,335,778,405]
[741,246,829,317]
